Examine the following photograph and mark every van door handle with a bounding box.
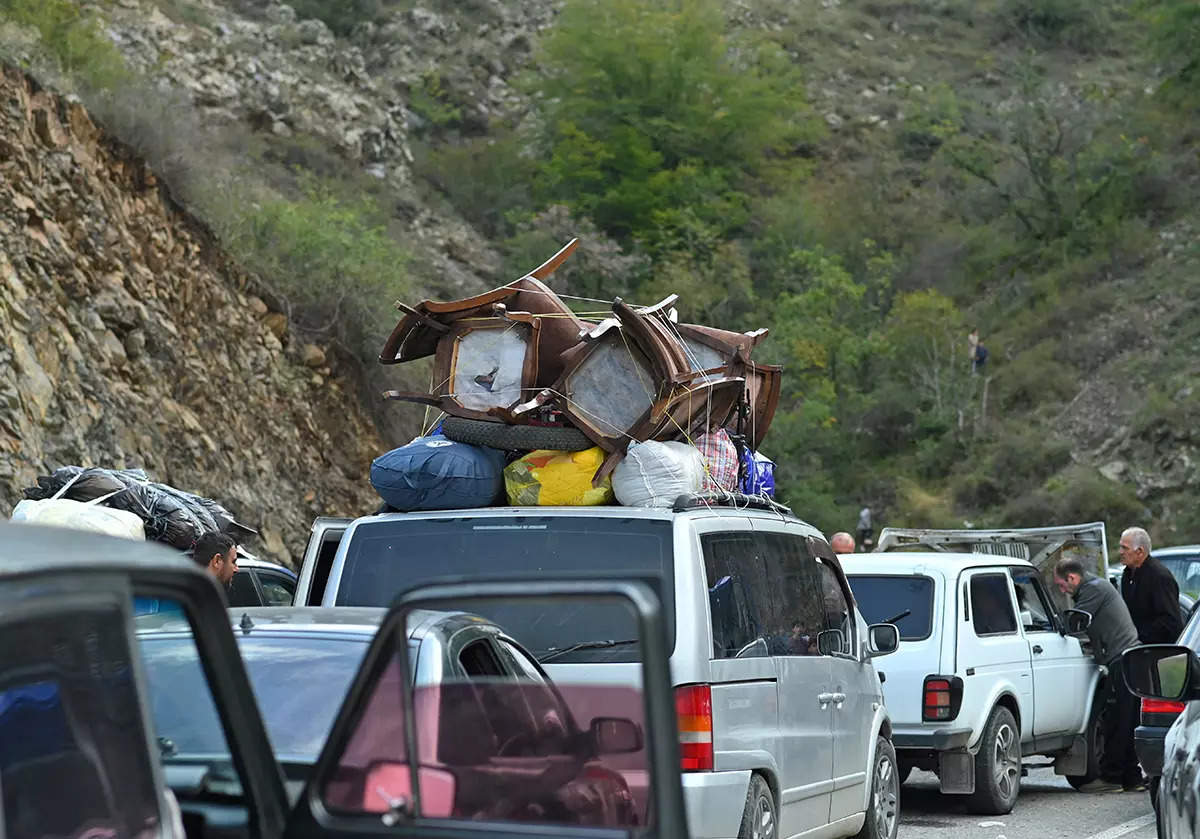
[831,692,847,704]
[1032,645,1044,654]
[818,692,834,705]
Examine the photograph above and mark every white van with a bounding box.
[295,496,902,839]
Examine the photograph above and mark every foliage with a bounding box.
[214,174,411,351]
[0,0,129,89]
[529,0,820,250]
[998,0,1112,50]
[938,61,1155,251]
[282,0,382,37]
[1142,0,1200,108]
[416,131,538,238]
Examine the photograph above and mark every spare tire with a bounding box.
[442,416,593,452]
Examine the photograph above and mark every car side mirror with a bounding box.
[360,761,457,820]
[1063,608,1091,635]
[1123,645,1197,703]
[590,716,644,755]
[866,623,899,658]
[817,629,845,656]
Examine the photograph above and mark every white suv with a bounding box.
[840,524,1109,815]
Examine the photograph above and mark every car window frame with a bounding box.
[256,569,298,607]
[967,571,1020,638]
[844,573,936,642]
[1007,567,1059,634]
[289,578,688,839]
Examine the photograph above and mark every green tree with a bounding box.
[1145,0,1200,98]
[879,290,971,426]
[531,0,818,249]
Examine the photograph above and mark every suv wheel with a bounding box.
[856,737,900,839]
[967,705,1021,814]
[737,774,776,839]
[1066,691,1107,790]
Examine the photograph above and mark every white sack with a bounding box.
[613,440,704,508]
[12,498,146,541]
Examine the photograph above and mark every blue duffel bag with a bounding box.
[370,436,505,512]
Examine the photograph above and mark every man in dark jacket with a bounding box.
[1119,527,1183,645]
[1055,557,1142,793]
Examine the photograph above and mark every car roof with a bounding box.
[0,521,196,577]
[353,505,824,534]
[235,555,297,575]
[838,551,1037,577]
[136,605,490,643]
[1154,545,1200,557]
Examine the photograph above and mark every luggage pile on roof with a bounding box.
[370,239,781,511]
[14,466,257,547]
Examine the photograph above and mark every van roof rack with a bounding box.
[672,492,793,516]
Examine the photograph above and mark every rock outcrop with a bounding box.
[0,66,381,564]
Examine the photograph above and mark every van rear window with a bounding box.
[845,575,935,641]
[335,516,674,662]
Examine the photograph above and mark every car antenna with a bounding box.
[240,613,254,634]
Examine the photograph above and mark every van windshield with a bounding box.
[845,575,935,641]
[335,516,674,662]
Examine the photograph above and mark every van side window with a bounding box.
[816,561,852,654]
[702,532,768,658]
[702,532,828,658]
[969,574,1018,636]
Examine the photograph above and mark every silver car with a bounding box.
[297,495,901,839]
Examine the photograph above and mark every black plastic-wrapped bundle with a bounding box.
[20,467,256,549]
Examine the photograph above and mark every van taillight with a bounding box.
[675,684,713,771]
[1142,698,1186,715]
[922,675,963,722]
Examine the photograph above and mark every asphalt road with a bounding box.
[897,768,1157,839]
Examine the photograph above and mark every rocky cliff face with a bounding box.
[0,66,381,563]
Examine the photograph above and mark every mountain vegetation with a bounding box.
[3,0,1199,545]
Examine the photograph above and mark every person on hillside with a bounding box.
[831,532,856,554]
[1054,556,1142,793]
[1118,526,1183,645]
[856,507,873,550]
[967,328,980,368]
[192,530,239,591]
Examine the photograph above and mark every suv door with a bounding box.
[959,569,1033,739]
[295,517,351,605]
[745,518,834,835]
[1009,567,1092,737]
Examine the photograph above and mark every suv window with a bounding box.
[703,531,826,658]
[846,575,935,641]
[1010,571,1056,633]
[3,605,161,839]
[336,516,673,662]
[228,569,261,607]
[257,571,295,606]
[970,573,1018,636]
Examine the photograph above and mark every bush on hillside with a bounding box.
[215,175,411,353]
[0,0,129,89]
[998,0,1111,51]
[281,0,382,37]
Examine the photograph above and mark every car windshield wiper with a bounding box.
[882,609,912,624]
[537,639,639,663]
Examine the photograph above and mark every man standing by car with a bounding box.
[1119,527,1183,645]
[1054,556,1143,793]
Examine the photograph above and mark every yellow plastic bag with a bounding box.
[504,447,614,506]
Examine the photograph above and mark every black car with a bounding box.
[1135,604,1200,813]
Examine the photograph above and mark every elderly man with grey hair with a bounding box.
[1118,526,1182,645]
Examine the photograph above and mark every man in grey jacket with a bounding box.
[1055,556,1142,793]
